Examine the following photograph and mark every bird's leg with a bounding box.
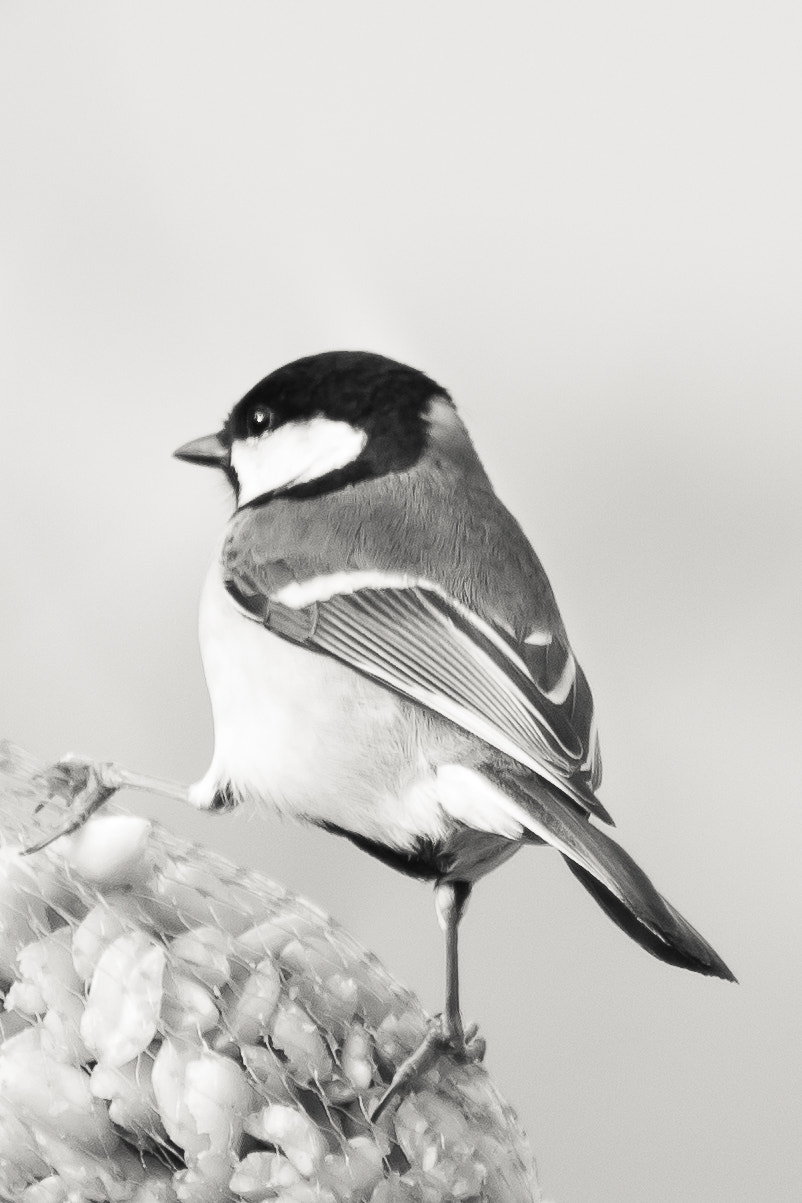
[24,755,189,854]
[438,878,470,1043]
[372,879,484,1120]
[434,879,485,1059]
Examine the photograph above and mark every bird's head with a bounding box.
[174,351,450,506]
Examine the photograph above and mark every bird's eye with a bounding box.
[245,404,275,438]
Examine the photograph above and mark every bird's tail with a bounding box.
[512,778,735,980]
[561,853,734,978]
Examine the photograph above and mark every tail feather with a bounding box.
[509,778,735,980]
[563,856,735,979]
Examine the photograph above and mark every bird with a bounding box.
[31,350,734,1113]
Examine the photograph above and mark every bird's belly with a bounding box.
[192,567,452,849]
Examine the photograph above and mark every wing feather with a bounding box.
[226,563,610,824]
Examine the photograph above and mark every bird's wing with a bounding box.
[224,560,608,823]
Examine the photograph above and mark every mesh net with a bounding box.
[0,743,538,1203]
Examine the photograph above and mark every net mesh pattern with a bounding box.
[0,744,538,1203]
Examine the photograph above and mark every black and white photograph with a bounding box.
[1,5,799,1201]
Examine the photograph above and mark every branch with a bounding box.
[0,743,539,1202]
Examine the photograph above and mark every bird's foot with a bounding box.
[25,755,123,854]
[371,1015,485,1121]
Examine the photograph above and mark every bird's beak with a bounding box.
[173,431,229,468]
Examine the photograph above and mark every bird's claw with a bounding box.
[371,1014,485,1121]
[26,756,122,854]
[461,1021,487,1064]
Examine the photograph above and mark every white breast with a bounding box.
[189,563,453,851]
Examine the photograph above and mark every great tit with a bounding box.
[33,350,734,1113]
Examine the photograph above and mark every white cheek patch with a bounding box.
[231,417,367,506]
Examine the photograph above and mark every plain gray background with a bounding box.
[2,4,800,1201]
